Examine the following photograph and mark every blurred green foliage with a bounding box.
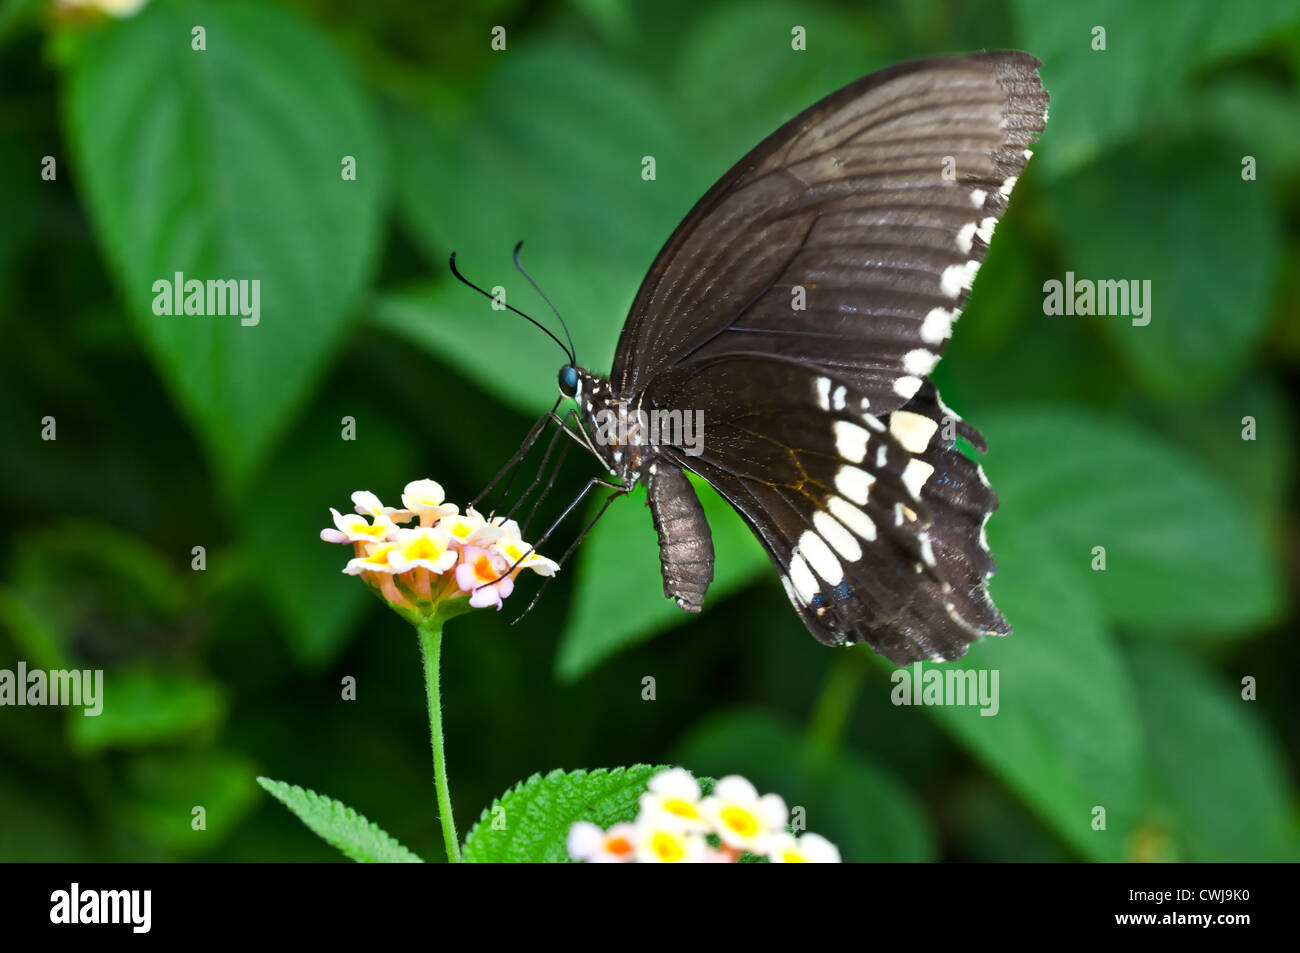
[1,0,1297,862]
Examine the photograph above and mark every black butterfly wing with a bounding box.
[645,356,1007,664]
[610,51,1048,410]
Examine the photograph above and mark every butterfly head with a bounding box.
[557,367,656,485]
[558,364,580,399]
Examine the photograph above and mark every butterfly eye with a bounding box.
[558,365,580,397]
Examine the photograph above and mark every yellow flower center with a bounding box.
[406,537,441,560]
[651,832,685,863]
[664,799,699,820]
[720,806,760,838]
[782,850,806,863]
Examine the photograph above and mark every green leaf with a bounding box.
[0,0,43,46]
[671,1,880,171]
[1170,78,1300,176]
[1012,0,1300,177]
[1146,380,1295,540]
[118,750,260,854]
[70,666,226,752]
[64,0,384,489]
[557,476,767,681]
[1126,644,1299,861]
[894,529,1142,861]
[462,765,665,863]
[1047,145,1281,401]
[673,710,935,862]
[257,777,423,863]
[982,407,1281,635]
[380,41,692,415]
[0,768,102,861]
[0,586,71,671]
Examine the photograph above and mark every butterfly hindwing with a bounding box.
[646,356,1007,663]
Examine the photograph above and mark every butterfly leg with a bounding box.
[510,485,626,625]
[513,474,625,559]
[471,396,563,510]
[498,404,608,532]
[476,473,626,594]
[501,408,578,525]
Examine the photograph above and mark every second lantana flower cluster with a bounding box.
[320,479,558,620]
[567,768,841,863]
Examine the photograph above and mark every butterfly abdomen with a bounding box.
[645,466,715,612]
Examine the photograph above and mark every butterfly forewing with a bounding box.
[611,51,1048,411]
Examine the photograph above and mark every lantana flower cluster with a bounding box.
[320,479,558,620]
[567,768,841,863]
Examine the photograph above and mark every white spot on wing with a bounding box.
[889,410,939,453]
[970,188,987,208]
[788,554,818,604]
[814,511,862,562]
[941,260,980,298]
[956,222,977,253]
[833,420,870,463]
[834,465,874,505]
[999,175,1018,197]
[893,375,923,400]
[831,385,846,411]
[901,458,935,499]
[920,307,953,345]
[798,531,843,585]
[815,376,831,411]
[903,348,939,376]
[976,216,997,245]
[828,495,876,541]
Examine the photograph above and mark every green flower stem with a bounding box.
[417,616,461,863]
[807,653,863,756]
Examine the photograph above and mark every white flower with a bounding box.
[57,0,148,18]
[633,823,706,864]
[563,768,840,863]
[699,775,788,852]
[400,479,459,526]
[763,831,842,863]
[321,508,398,544]
[440,507,503,546]
[567,821,636,863]
[387,527,458,574]
[637,767,706,832]
[342,542,400,575]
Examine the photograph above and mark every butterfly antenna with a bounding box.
[513,241,577,366]
[448,252,575,363]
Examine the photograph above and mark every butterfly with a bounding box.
[460,51,1048,665]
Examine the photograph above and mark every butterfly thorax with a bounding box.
[566,367,659,488]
